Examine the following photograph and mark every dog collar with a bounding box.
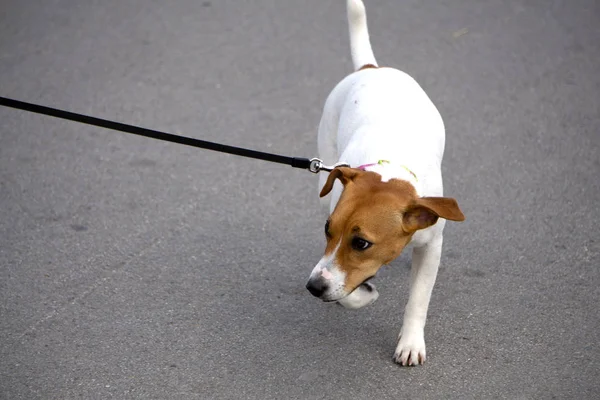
[357,160,418,182]
[357,159,390,170]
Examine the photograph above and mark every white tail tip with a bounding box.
[346,0,378,70]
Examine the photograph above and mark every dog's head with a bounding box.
[306,167,464,307]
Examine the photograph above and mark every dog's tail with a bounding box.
[347,0,378,70]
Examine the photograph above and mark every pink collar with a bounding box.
[357,160,418,182]
[357,159,390,170]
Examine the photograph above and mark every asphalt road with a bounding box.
[1,0,599,399]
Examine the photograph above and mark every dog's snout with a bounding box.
[306,278,329,298]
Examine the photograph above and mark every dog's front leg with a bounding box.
[394,235,443,366]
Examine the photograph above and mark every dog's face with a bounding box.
[306,167,464,304]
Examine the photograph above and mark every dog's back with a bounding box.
[319,0,446,197]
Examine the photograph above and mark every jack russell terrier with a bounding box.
[305,0,465,366]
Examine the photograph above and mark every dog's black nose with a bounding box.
[306,279,329,298]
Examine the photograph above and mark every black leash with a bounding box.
[0,96,347,173]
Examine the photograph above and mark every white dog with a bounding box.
[305,0,465,366]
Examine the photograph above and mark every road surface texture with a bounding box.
[1,0,598,399]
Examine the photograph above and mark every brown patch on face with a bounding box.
[320,168,464,293]
[358,63,378,71]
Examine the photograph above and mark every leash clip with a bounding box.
[308,158,350,174]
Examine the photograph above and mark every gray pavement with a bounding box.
[1,0,599,399]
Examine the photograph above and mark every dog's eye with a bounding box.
[351,237,372,251]
[325,220,332,238]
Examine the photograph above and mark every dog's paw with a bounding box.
[393,331,426,366]
[337,282,379,309]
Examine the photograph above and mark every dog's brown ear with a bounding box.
[319,167,360,197]
[403,197,465,232]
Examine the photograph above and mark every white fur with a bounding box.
[309,241,348,301]
[347,0,377,69]
[337,282,379,309]
[316,0,450,366]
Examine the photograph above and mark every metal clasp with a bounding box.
[308,158,350,174]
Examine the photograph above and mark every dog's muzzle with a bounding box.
[306,275,380,309]
[305,277,330,299]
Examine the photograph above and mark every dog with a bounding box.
[305,0,465,366]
